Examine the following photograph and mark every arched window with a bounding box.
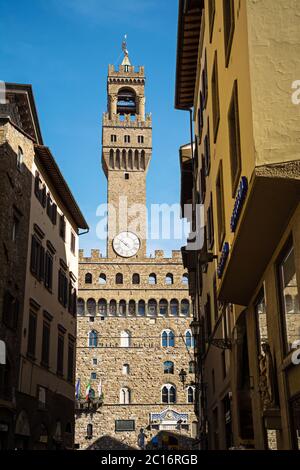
[161,384,176,404]
[119,300,126,316]
[98,299,107,316]
[117,88,137,115]
[165,274,173,285]
[148,299,157,316]
[87,423,93,438]
[99,274,106,285]
[138,300,145,316]
[148,273,157,285]
[77,298,85,316]
[187,386,195,404]
[159,299,168,316]
[189,361,196,374]
[181,299,190,316]
[116,273,123,285]
[185,330,194,349]
[163,361,174,374]
[109,299,117,316]
[17,146,23,170]
[87,298,96,316]
[123,364,130,375]
[120,330,131,348]
[161,330,175,348]
[140,149,145,170]
[120,387,131,404]
[132,273,140,284]
[170,299,179,316]
[85,273,92,284]
[128,300,136,315]
[88,330,98,348]
[182,273,189,285]
[109,149,114,169]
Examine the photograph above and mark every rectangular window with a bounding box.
[255,288,268,353]
[223,0,235,67]
[202,51,208,108]
[207,194,214,250]
[90,372,97,380]
[57,332,64,376]
[277,237,300,354]
[124,135,130,143]
[216,161,226,249]
[208,0,216,42]
[27,311,37,358]
[59,214,66,241]
[71,232,76,254]
[204,120,211,176]
[67,339,75,383]
[34,172,46,207]
[115,420,135,432]
[111,135,117,142]
[46,193,57,225]
[30,235,45,282]
[228,80,241,196]
[68,282,77,316]
[138,135,144,144]
[211,51,220,142]
[58,269,68,308]
[44,251,53,291]
[2,291,19,330]
[41,321,50,367]
[205,295,212,340]
[200,154,206,204]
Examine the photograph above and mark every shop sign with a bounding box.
[217,243,230,279]
[230,177,248,232]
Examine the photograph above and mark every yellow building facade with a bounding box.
[175,0,300,450]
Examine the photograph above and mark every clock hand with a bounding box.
[120,239,130,249]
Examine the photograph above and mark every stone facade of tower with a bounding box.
[75,56,197,450]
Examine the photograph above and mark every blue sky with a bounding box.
[0,0,190,256]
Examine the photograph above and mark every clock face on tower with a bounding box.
[112,231,140,258]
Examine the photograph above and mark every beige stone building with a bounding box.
[175,0,300,450]
[75,52,197,450]
[0,83,88,449]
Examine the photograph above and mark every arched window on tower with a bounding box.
[170,299,179,316]
[138,300,145,316]
[109,149,114,169]
[161,384,176,404]
[161,330,175,348]
[116,273,123,285]
[165,273,174,285]
[120,387,131,404]
[99,274,106,285]
[132,273,140,285]
[159,299,168,316]
[148,299,157,316]
[87,298,96,316]
[187,386,195,404]
[119,300,126,316]
[77,298,85,316]
[109,300,117,316]
[98,299,107,316]
[185,330,194,349]
[163,361,174,374]
[148,273,157,285]
[117,88,137,115]
[85,273,92,284]
[128,300,136,315]
[182,273,189,285]
[88,330,98,348]
[181,299,190,316]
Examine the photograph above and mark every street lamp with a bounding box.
[179,369,187,389]
[190,318,200,338]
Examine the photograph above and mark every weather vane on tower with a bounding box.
[122,34,129,57]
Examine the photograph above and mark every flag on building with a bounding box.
[75,378,80,400]
[85,383,91,401]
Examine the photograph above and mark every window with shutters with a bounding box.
[59,214,66,241]
[34,172,46,207]
[228,80,241,196]
[2,291,19,330]
[46,193,57,225]
[68,282,77,316]
[58,269,68,308]
[67,338,75,383]
[44,251,53,291]
[30,235,45,282]
[57,332,64,376]
[27,310,37,358]
[41,320,51,367]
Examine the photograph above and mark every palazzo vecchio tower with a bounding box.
[75,43,197,450]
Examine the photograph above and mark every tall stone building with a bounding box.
[75,50,197,450]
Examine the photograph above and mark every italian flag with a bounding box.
[85,383,91,401]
